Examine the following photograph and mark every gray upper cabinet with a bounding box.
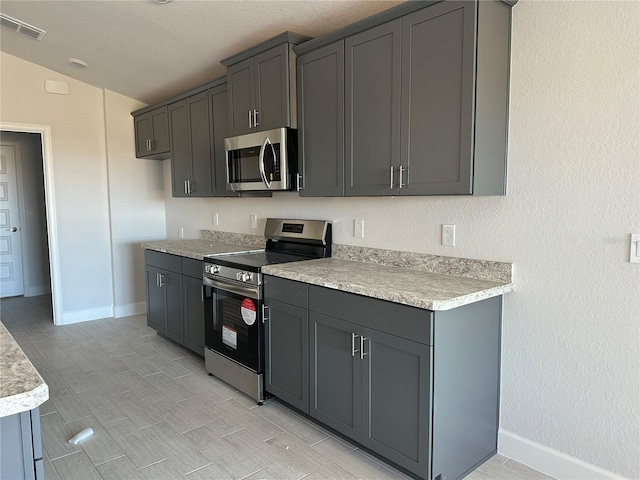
[169,92,213,197]
[400,1,476,195]
[208,83,238,197]
[227,43,291,136]
[134,106,170,159]
[223,32,311,137]
[294,0,514,197]
[345,20,402,196]
[297,41,345,197]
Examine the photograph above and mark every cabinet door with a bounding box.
[254,43,290,132]
[227,58,255,136]
[310,312,361,441]
[134,114,152,157]
[265,299,309,413]
[400,1,476,195]
[209,84,238,197]
[297,41,345,197]
[345,20,402,196]
[149,107,170,155]
[163,270,184,345]
[187,92,213,197]
[183,275,205,356]
[168,100,190,197]
[145,265,165,334]
[361,327,431,478]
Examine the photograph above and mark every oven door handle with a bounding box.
[258,137,272,189]
[203,276,260,300]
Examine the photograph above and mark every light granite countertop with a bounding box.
[262,257,514,311]
[0,321,49,418]
[141,239,263,260]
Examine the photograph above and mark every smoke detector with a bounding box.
[0,13,46,41]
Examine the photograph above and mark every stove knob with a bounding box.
[212,266,220,274]
[240,272,251,282]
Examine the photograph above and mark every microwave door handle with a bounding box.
[258,137,272,189]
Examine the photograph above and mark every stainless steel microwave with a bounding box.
[225,128,297,192]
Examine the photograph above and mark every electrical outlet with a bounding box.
[441,224,456,246]
[213,213,219,226]
[354,219,364,238]
[179,227,184,239]
[631,233,640,263]
[250,214,257,229]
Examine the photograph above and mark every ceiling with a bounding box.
[0,0,403,105]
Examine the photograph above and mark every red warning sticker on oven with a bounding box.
[241,298,257,326]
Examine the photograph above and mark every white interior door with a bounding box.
[0,143,25,298]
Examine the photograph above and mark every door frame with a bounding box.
[0,122,61,325]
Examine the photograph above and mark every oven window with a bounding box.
[204,285,263,373]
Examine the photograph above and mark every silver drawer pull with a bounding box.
[351,333,359,357]
[360,336,368,360]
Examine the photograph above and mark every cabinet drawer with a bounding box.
[309,285,432,345]
[145,250,182,273]
[264,276,308,309]
[182,257,203,278]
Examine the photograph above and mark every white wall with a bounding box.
[104,89,166,317]
[163,1,640,477]
[0,52,166,323]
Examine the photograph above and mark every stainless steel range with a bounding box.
[203,218,331,404]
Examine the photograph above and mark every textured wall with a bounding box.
[163,1,640,476]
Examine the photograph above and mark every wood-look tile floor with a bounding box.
[1,295,554,480]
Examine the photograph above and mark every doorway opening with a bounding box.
[0,124,61,324]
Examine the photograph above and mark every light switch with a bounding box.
[354,219,364,238]
[631,234,640,263]
[250,214,257,229]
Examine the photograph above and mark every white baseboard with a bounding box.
[25,285,51,297]
[58,305,114,325]
[114,302,146,318]
[498,429,629,480]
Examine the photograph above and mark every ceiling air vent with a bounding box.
[0,13,46,41]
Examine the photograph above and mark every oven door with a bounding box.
[204,275,264,373]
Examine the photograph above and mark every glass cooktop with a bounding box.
[205,250,316,272]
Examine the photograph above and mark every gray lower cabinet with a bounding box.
[134,106,170,159]
[264,298,309,412]
[309,312,361,438]
[263,275,501,480]
[169,92,213,197]
[0,407,43,480]
[182,272,205,356]
[145,250,205,356]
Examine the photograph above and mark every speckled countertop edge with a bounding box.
[141,239,264,260]
[0,321,49,417]
[262,257,514,311]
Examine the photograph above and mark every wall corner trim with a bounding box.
[498,429,630,480]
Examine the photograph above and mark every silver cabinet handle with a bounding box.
[155,272,160,287]
[248,110,253,129]
[158,273,165,287]
[399,165,406,189]
[184,180,188,194]
[360,336,368,360]
[186,180,192,194]
[146,139,151,151]
[262,305,270,324]
[351,333,359,357]
[149,139,153,151]
[390,166,395,189]
[296,173,303,191]
[6,227,17,232]
[253,109,260,127]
